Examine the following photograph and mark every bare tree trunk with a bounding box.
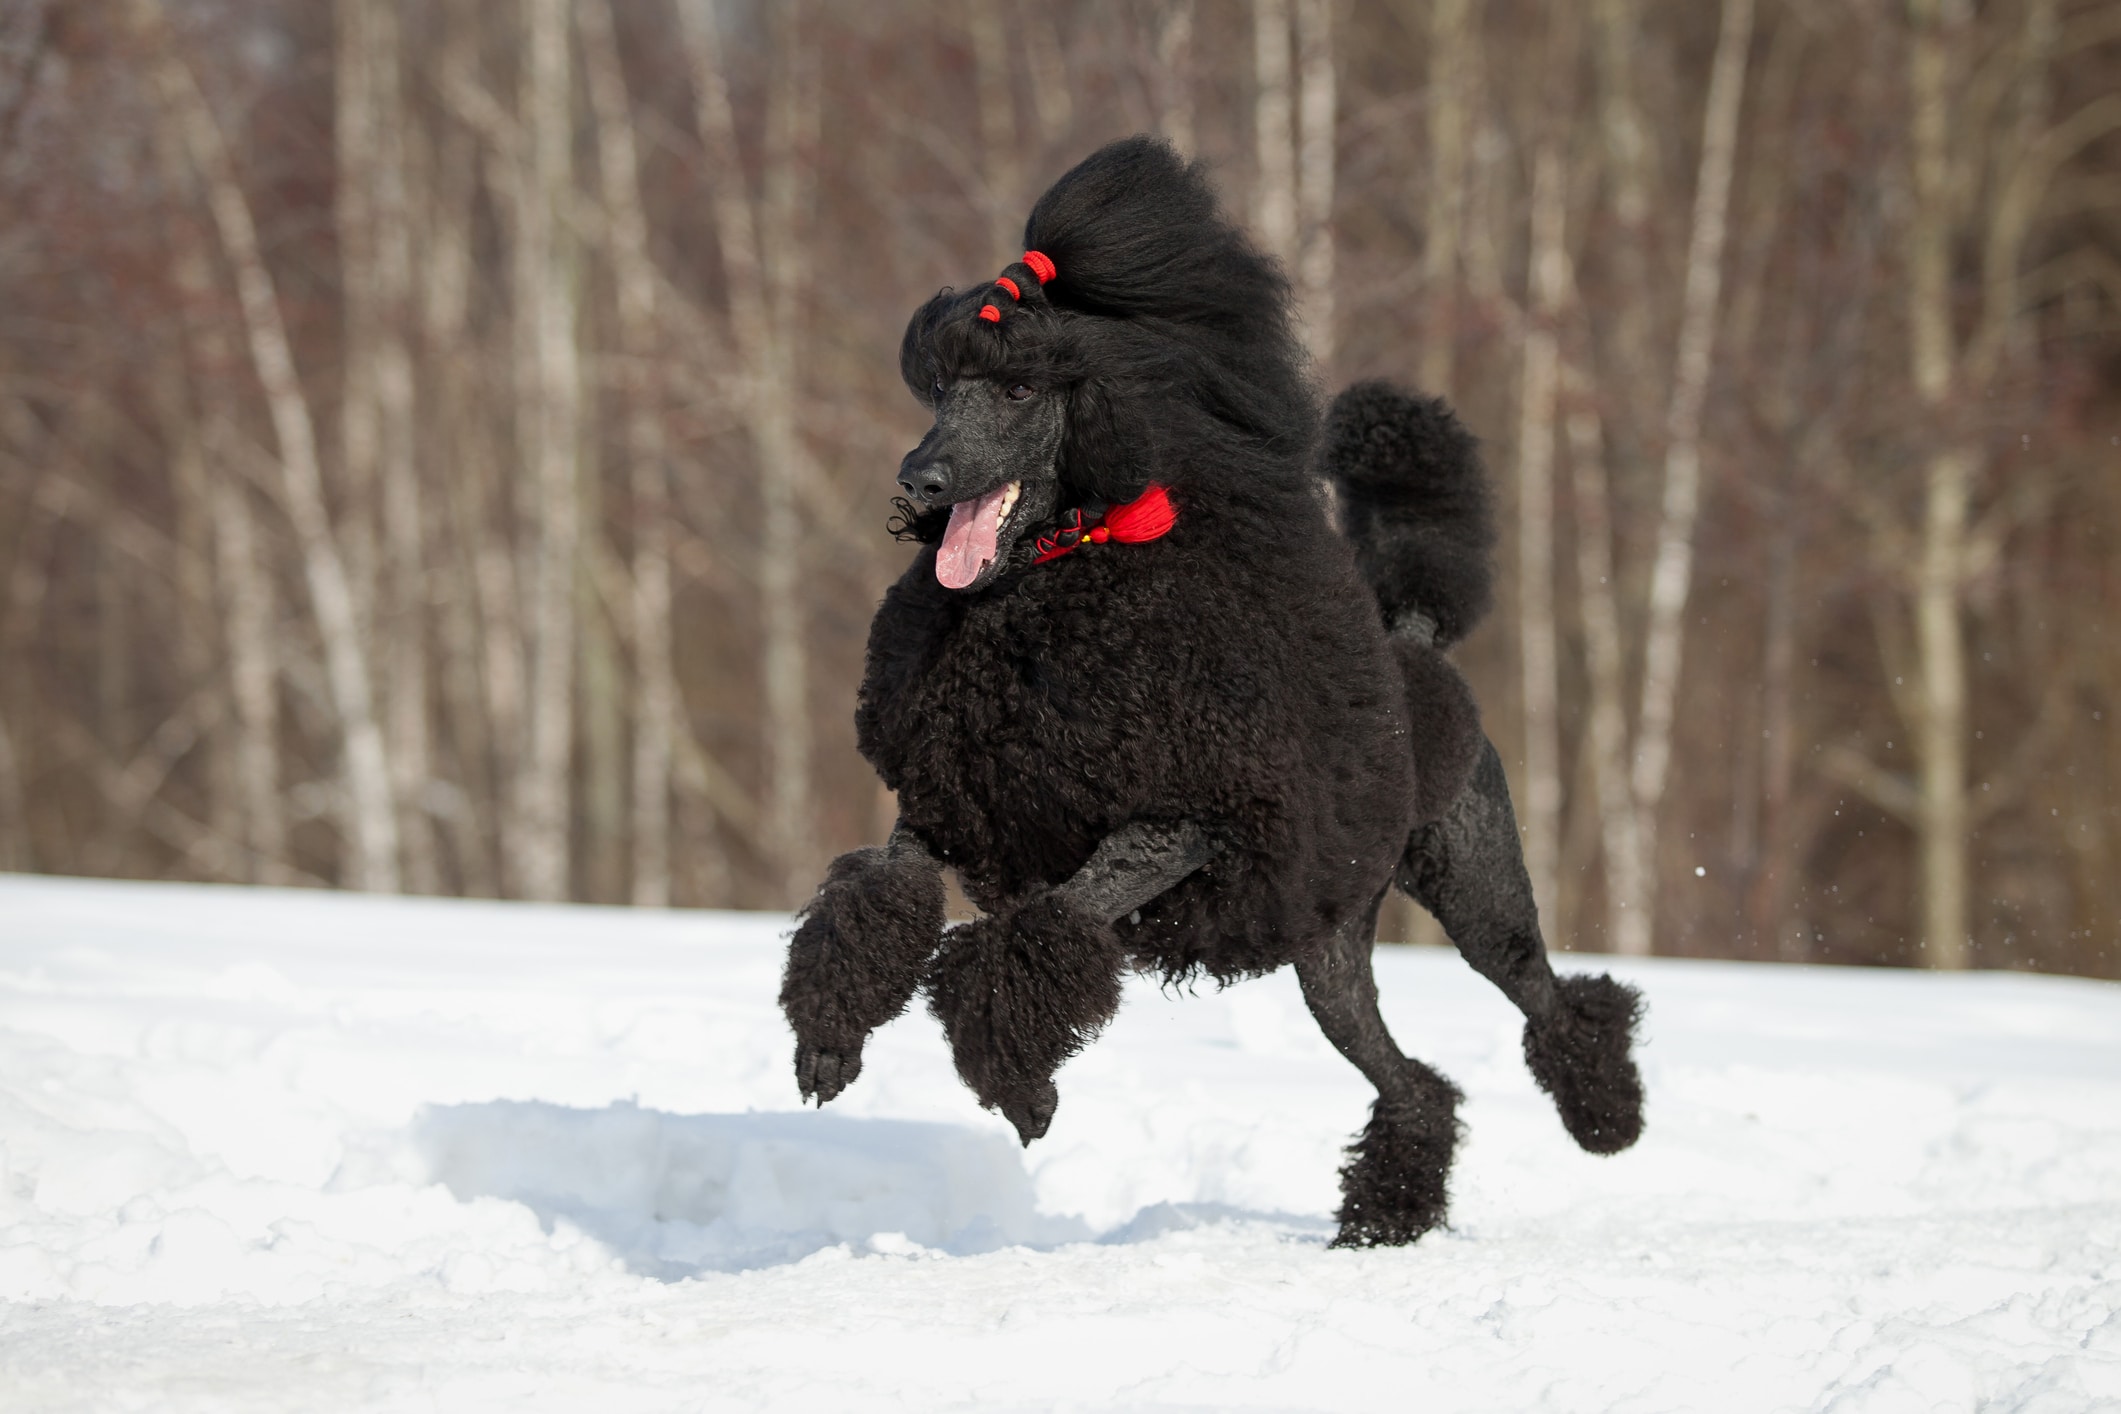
[758,1,821,904]
[967,0,1019,259]
[1251,0,1296,268]
[1565,377,1647,954]
[0,451,54,874]
[1905,0,1970,969]
[579,454,625,904]
[96,528,128,769]
[1591,0,1657,394]
[1750,506,1800,960]
[372,0,432,892]
[507,0,580,903]
[1021,5,1072,137]
[1294,0,1335,370]
[1152,1,1196,158]
[335,0,379,615]
[359,0,435,893]
[580,0,680,908]
[209,459,286,882]
[151,119,287,884]
[1421,0,1473,396]
[1620,0,1752,955]
[148,358,235,849]
[1998,0,2059,368]
[420,5,501,899]
[1516,146,1567,939]
[137,0,400,891]
[0,709,23,871]
[680,0,818,905]
[1460,57,1508,309]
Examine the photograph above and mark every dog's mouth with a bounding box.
[935,480,1023,590]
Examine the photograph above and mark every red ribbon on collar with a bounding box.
[1031,485,1178,564]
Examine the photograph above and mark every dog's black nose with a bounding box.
[898,453,952,506]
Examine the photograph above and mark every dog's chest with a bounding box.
[912,594,1130,783]
[867,573,1166,888]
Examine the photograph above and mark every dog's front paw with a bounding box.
[998,1080,1059,1147]
[795,1039,863,1105]
[926,891,1123,1141]
[780,841,946,1106]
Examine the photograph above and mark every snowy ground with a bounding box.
[1,874,2118,1412]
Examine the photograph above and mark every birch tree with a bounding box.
[968,0,1020,261]
[339,0,434,892]
[1576,0,1753,955]
[1294,0,1335,370]
[134,0,400,892]
[1251,0,1297,268]
[1511,2,1581,939]
[679,0,819,905]
[145,154,287,883]
[1152,1,1196,158]
[1822,0,2116,968]
[580,0,680,908]
[1420,0,1475,397]
[507,0,581,903]
[1253,0,1333,362]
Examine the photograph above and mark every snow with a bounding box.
[2,873,2118,1412]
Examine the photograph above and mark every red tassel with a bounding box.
[1022,250,1057,285]
[1028,485,1176,566]
[978,304,1001,323]
[1102,484,1177,543]
[994,276,1021,300]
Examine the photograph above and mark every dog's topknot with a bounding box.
[1022,137,1297,349]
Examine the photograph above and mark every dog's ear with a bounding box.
[898,289,964,404]
[1058,375,1154,503]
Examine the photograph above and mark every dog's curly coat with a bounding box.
[781,137,1644,1246]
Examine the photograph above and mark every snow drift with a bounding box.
[1,872,2117,1411]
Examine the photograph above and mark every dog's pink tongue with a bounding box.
[936,484,1010,589]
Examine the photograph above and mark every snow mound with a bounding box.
[395,1100,1088,1275]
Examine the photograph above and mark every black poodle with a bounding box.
[780,137,1644,1247]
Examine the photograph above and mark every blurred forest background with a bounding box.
[1,0,2116,976]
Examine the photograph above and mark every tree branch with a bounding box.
[1818,742,1920,824]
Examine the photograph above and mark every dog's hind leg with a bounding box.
[1297,893,1463,1246]
[928,821,1214,1145]
[1401,737,1646,1155]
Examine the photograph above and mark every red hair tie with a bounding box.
[978,304,1001,323]
[994,276,1021,300]
[1022,250,1057,285]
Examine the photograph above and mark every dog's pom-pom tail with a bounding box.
[1523,973,1646,1155]
[1321,380,1495,649]
[1329,1078,1462,1249]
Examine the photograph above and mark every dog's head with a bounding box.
[894,137,1313,592]
[894,255,1072,591]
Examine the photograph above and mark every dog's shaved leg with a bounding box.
[1400,737,1646,1155]
[1399,739,1559,1020]
[928,820,1213,1146]
[1055,819,1216,923]
[1296,893,1462,1247]
[782,823,947,1105]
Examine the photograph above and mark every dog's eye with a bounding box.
[1005,383,1035,401]
[931,378,945,401]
